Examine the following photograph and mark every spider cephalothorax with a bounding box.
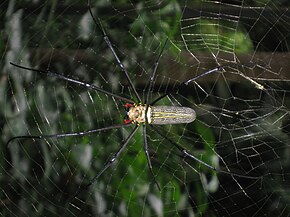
[124,103,151,124]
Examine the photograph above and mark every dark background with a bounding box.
[1,0,290,216]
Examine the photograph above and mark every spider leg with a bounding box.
[144,39,168,175]
[87,0,141,102]
[145,38,168,105]
[10,62,134,103]
[6,123,131,147]
[150,63,262,106]
[70,125,139,202]
[151,125,261,180]
[183,66,222,85]
[143,125,161,191]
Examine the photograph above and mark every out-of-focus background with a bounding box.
[1,0,290,216]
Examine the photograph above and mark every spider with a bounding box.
[7,0,261,201]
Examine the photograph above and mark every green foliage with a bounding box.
[3,0,289,217]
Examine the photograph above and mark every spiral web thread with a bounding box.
[1,0,290,216]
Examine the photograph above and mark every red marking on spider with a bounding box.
[124,103,134,108]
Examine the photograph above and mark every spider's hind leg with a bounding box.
[151,125,261,180]
[143,124,161,191]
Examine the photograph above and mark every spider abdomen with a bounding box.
[149,106,196,125]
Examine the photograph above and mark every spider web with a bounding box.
[1,0,290,216]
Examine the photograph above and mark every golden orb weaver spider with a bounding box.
[6,0,261,202]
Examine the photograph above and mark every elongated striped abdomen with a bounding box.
[148,106,196,125]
